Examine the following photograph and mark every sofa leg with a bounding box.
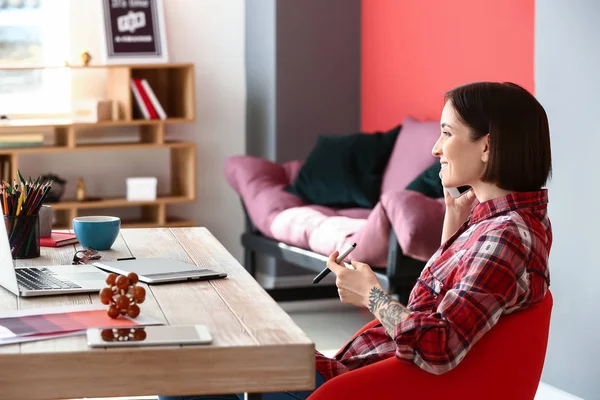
[244,248,257,276]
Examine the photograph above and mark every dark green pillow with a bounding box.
[286,126,401,208]
[406,162,444,198]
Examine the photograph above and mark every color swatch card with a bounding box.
[0,304,163,345]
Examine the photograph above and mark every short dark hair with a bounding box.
[444,82,552,192]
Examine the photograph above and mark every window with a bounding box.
[0,0,71,116]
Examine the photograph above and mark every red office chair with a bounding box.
[309,291,553,400]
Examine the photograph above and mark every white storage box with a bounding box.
[73,99,114,123]
[126,177,158,201]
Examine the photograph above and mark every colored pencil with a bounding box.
[1,171,53,258]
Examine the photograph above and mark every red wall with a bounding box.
[361,0,535,131]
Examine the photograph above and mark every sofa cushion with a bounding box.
[381,116,440,194]
[282,160,303,184]
[307,211,378,265]
[286,126,401,209]
[335,208,372,220]
[269,203,388,267]
[268,190,446,267]
[405,161,444,198]
[224,155,305,237]
[334,202,392,268]
[381,190,446,261]
[269,205,339,250]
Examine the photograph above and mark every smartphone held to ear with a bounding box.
[439,170,471,199]
[447,185,471,198]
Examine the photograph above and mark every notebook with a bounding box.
[40,232,79,247]
[92,258,227,284]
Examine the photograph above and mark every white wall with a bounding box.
[163,0,246,261]
[23,0,246,261]
[535,1,600,399]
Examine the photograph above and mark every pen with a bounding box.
[312,243,357,284]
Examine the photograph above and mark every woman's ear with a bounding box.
[481,134,490,163]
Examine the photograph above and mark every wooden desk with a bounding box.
[0,228,315,400]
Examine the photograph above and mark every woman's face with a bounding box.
[432,101,489,189]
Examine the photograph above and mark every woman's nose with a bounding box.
[432,138,442,157]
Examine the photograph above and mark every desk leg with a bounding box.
[246,393,263,400]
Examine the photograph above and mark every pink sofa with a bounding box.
[225,116,446,302]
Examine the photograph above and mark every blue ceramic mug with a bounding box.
[72,216,121,250]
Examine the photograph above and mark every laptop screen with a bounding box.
[0,207,21,296]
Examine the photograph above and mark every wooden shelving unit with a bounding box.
[0,63,197,229]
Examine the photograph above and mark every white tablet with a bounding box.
[87,325,212,347]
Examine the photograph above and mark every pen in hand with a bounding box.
[312,243,357,284]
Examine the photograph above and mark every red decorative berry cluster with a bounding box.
[101,327,147,342]
[99,272,146,319]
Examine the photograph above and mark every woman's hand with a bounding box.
[441,188,478,244]
[326,251,382,308]
[443,187,478,219]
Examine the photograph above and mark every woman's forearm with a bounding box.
[368,287,411,338]
[441,211,468,244]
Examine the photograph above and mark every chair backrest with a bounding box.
[311,291,553,400]
[441,290,554,399]
[380,116,440,194]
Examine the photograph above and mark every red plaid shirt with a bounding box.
[315,189,552,379]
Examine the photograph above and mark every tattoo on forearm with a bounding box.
[367,287,394,312]
[368,287,410,338]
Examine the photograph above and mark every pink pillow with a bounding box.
[343,202,391,267]
[381,190,445,261]
[282,160,304,184]
[381,116,440,193]
[270,205,338,249]
[224,155,305,237]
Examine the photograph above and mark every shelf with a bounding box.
[0,119,72,128]
[162,219,197,228]
[46,196,194,211]
[0,63,193,71]
[4,62,197,230]
[116,218,196,229]
[74,118,193,127]
[53,218,196,231]
[0,141,194,154]
[0,118,193,130]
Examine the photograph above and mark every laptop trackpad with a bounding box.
[47,265,107,282]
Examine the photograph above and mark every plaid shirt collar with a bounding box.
[469,189,548,226]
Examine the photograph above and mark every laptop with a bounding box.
[91,258,227,284]
[0,215,108,298]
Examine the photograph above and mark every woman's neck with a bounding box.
[471,182,514,203]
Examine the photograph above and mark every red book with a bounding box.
[133,78,159,120]
[40,232,79,248]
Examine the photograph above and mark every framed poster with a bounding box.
[100,0,168,64]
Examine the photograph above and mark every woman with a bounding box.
[159,81,552,399]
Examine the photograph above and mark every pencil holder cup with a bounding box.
[3,214,40,259]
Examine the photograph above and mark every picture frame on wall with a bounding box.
[100,0,168,64]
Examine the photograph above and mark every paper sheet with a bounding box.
[0,331,82,345]
[0,303,163,345]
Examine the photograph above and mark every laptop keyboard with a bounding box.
[16,268,81,291]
